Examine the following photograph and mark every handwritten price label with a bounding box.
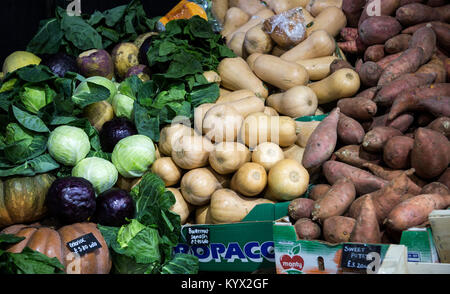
[66,233,102,257]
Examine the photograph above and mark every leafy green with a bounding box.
[98,173,199,274]
[0,234,65,274]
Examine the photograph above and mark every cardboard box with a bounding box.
[429,210,450,263]
[399,227,439,263]
[273,220,390,274]
[173,201,291,272]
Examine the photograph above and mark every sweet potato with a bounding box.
[384,34,412,54]
[385,193,450,231]
[387,113,415,133]
[427,116,450,138]
[418,96,450,117]
[337,38,367,54]
[373,72,437,105]
[359,0,401,27]
[359,16,402,46]
[337,97,378,121]
[388,83,450,120]
[400,0,425,5]
[411,128,450,179]
[302,108,340,170]
[401,22,450,52]
[377,47,425,87]
[426,0,447,6]
[371,170,422,224]
[347,194,370,219]
[409,26,437,64]
[416,55,447,84]
[322,216,356,243]
[362,126,403,153]
[438,168,450,189]
[322,160,388,195]
[362,162,406,181]
[311,178,356,222]
[342,0,366,28]
[340,27,359,41]
[337,113,366,145]
[288,198,315,220]
[395,3,450,27]
[350,196,381,244]
[421,182,450,195]
[358,87,378,100]
[329,59,354,74]
[383,136,415,169]
[376,52,403,69]
[364,45,385,62]
[360,61,385,87]
[334,145,380,168]
[309,184,331,201]
[417,112,437,127]
[294,218,322,240]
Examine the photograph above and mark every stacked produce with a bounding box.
[282,0,450,245]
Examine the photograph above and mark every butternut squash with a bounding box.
[229,0,267,16]
[271,46,287,57]
[209,142,251,175]
[150,157,182,187]
[180,168,221,206]
[244,24,274,55]
[253,54,309,91]
[246,53,263,71]
[306,6,347,37]
[171,135,214,170]
[266,159,310,201]
[265,0,310,14]
[308,68,360,104]
[211,0,229,24]
[226,13,273,44]
[206,166,232,189]
[202,104,244,143]
[230,162,268,197]
[251,142,285,171]
[210,188,274,224]
[296,56,338,80]
[240,112,297,148]
[226,96,265,118]
[195,205,212,224]
[167,188,193,225]
[193,103,215,134]
[221,7,250,37]
[218,57,268,98]
[264,106,279,116]
[219,88,231,96]
[203,71,221,84]
[295,120,321,147]
[280,30,336,62]
[216,89,255,104]
[306,0,343,17]
[159,124,195,156]
[283,144,305,165]
[266,86,318,118]
[227,31,247,58]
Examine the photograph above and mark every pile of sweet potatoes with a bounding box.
[290,0,450,245]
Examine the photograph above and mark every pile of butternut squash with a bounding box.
[118,0,363,226]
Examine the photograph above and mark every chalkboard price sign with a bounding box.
[66,233,102,257]
[341,243,382,273]
[186,227,210,246]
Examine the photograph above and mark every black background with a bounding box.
[0,0,179,63]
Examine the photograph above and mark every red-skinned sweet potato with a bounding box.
[364,45,385,62]
[421,182,450,195]
[377,47,425,87]
[359,0,401,27]
[359,16,402,46]
[409,26,437,64]
[388,83,450,120]
[373,72,436,106]
[385,34,412,54]
[385,193,450,231]
[350,196,381,244]
[416,55,447,84]
[358,61,384,87]
[312,178,356,222]
[288,198,315,220]
[334,145,381,168]
[383,136,415,169]
[302,108,340,170]
[309,184,331,201]
[376,52,403,69]
[294,218,322,240]
[329,59,354,74]
[370,113,415,132]
[411,127,450,179]
[337,97,378,121]
[358,87,378,100]
[362,162,428,187]
[323,160,388,195]
[401,22,450,53]
[342,0,366,28]
[438,168,450,189]
[338,37,367,54]
[337,113,366,145]
[395,3,450,27]
[417,96,450,117]
[427,117,450,139]
[340,27,359,41]
[323,216,356,243]
[362,126,403,153]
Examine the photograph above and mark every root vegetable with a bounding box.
[288,198,315,220]
[364,45,385,62]
[337,97,378,121]
[362,126,403,153]
[337,113,366,145]
[395,3,450,27]
[323,216,356,243]
[294,218,322,240]
[334,145,380,168]
[438,168,450,189]
[427,117,450,139]
[350,196,381,244]
[309,184,331,201]
[385,34,412,54]
[409,26,437,64]
[357,61,384,87]
[358,16,402,46]
[421,182,450,195]
[383,136,415,169]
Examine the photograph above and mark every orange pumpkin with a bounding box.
[1,222,112,274]
[160,0,208,26]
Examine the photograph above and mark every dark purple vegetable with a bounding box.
[99,117,138,153]
[77,49,114,79]
[138,36,156,66]
[46,177,96,224]
[41,52,78,77]
[126,64,151,81]
[92,188,135,227]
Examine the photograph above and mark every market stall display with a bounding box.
[0,0,449,275]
